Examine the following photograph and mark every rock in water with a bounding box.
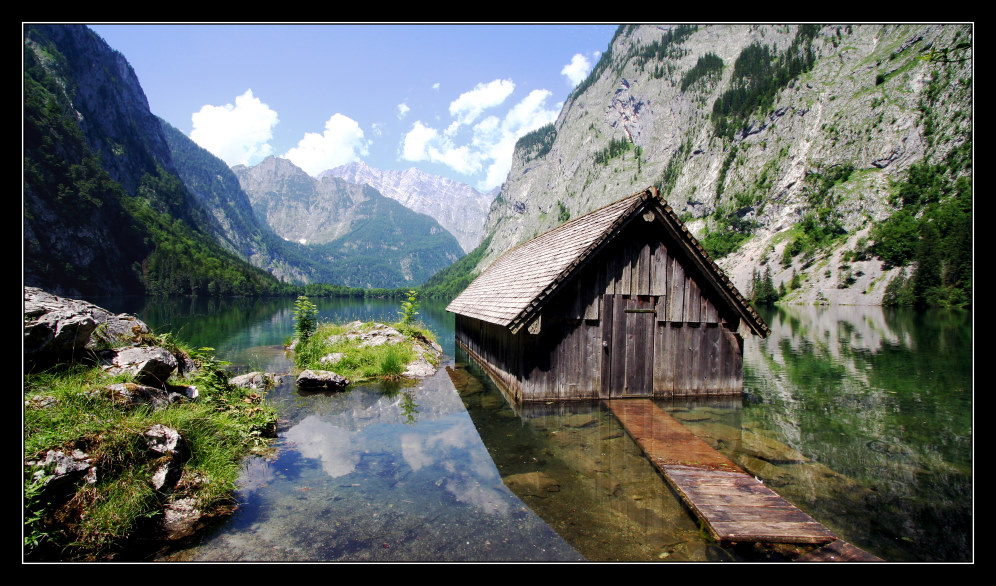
[296,369,350,392]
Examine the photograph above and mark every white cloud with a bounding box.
[449,78,515,127]
[402,121,482,175]
[504,89,556,133]
[399,86,560,191]
[443,120,462,137]
[397,103,410,119]
[401,121,439,162]
[190,89,278,166]
[471,116,501,145]
[561,53,592,87]
[480,89,559,190]
[432,145,481,176]
[283,113,370,176]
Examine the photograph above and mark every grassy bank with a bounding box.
[23,337,277,561]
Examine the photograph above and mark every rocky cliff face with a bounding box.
[24,24,288,296]
[476,24,972,305]
[24,25,168,296]
[24,24,466,293]
[321,162,494,253]
[235,156,380,245]
[26,25,174,197]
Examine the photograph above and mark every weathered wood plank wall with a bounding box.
[457,215,745,403]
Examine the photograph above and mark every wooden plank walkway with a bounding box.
[606,399,838,545]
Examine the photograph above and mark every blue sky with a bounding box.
[87,24,619,191]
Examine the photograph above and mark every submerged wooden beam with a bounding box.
[606,399,838,546]
[797,539,883,562]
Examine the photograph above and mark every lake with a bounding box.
[92,295,973,562]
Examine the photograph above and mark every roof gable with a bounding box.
[447,187,769,337]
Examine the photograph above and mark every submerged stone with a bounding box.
[503,471,562,497]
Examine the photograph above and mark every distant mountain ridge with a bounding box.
[160,121,352,285]
[234,156,465,288]
[321,161,494,253]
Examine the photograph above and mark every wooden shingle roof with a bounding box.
[447,187,769,337]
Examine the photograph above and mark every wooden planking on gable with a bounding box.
[670,258,685,322]
[600,294,614,398]
[637,240,651,295]
[703,293,719,324]
[619,240,632,296]
[686,277,701,324]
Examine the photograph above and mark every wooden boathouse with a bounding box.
[447,187,769,403]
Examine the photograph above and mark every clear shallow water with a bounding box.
[737,305,973,562]
[91,296,972,562]
[166,368,581,561]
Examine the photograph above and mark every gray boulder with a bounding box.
[27,449,98,490]
[102,346,178,386]
[296,369,350,392]
[230,371,281,390]
[144,424,188,491]
[160,497,203,539]
[24,289,98,361]
[24,287,150,364]
[97,382,194,410]
[319,352,345,365]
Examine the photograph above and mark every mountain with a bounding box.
[233,156,465,289]
[466,24,972,308]
[23,24,460,294]
[23,24,290,298]
[160,120,347,285]
[320,161,495,253]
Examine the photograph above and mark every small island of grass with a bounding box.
[288,293,442,386]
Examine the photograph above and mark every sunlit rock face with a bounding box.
[474,24,972,306]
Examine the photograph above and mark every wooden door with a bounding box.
[601,294,656,398]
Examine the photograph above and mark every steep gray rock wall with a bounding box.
[476,24,972,306]
[28,25,175,197]
[235,156,375,245]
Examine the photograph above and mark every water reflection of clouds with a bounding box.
[401,433,433,472]
[445,475,510,515]
[285,404,514,516]
[401,418,510,515]
[284,415,361,478]
[239,456,277,493]
[401,418,473,472]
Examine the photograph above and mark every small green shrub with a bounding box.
[398,290,419,326]
[293,296,318,342]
